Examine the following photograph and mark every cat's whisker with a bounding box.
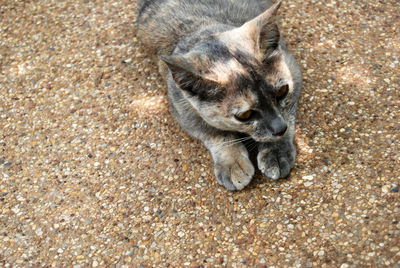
[217,137,252,148]
[218,136,252,145]
[247,140,258,153]
[215,136,253,150]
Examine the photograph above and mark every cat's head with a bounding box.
[162,0,301,142]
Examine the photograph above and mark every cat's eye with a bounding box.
[276,84,289,101]
[235,110,253,122]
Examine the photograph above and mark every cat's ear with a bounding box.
[161,55,223,101]
[220,0,281,58]
[161,55,202,94]
[242,0,282,55]
[258,21,280,57]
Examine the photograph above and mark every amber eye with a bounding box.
[235,110,253,122]
[276,84,289,101]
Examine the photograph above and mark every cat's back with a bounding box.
[137,0,273,56]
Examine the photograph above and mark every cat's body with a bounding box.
[137,0,302,190]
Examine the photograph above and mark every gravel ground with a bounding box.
[1,0,399,267]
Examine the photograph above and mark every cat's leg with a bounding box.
[257,129,296,180]
[168,87,254,190]
[203,134,255,190]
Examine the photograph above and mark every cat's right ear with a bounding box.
[219,0,281,60]
[161,55,201,94]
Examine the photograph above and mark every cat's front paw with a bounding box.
[257,141,296,180]
[213,151,255,191]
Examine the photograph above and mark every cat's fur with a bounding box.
[137,0,302,190]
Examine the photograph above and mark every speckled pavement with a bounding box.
[0,0,399,267]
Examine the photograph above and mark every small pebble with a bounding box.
[302,175,314,181]
[35,228,43,236]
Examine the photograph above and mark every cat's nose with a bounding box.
[271,118,287,137]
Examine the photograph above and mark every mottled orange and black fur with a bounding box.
[137,0,302,190]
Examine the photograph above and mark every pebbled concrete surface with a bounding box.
[0,0,399,266]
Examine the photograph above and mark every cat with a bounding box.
[137,0,302,190]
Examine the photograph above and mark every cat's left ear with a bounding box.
[160,55,203,94]
[220,0,282,59]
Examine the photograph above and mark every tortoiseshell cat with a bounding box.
[137,0,302,190]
